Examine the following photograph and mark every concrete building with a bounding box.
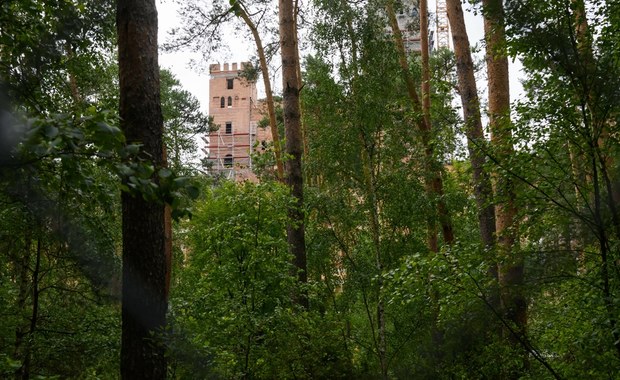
[203,62,272,181]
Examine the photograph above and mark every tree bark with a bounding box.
[385,0,455,247]
[483,0,527,373]
[446,0,496,250]
[117,0,168,378]
[419,0,439,252]
[234,3,285,181]
[293,0,310,168]
[279,0,308,309]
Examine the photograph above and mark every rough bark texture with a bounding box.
[279,0,308,309]
[484,0,527,372]
[446,0,496,250]
[117,0,167,378]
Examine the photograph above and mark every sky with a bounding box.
[155,0,524,116]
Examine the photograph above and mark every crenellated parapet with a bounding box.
[209,62,252,75]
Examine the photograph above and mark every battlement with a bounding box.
[209,61,252,74]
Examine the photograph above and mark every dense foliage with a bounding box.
[1,0,619,378]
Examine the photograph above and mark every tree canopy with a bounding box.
[1,0,619,378]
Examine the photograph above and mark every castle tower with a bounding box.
[203,62,265,181]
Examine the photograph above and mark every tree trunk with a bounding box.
[279,0,308,309]
[235,3,285,181]
[483,0,527,374]
[385,0,455,247]
[446,0,496,250]
[117,0,168,378]
[419,0,439,252]
[293,1,310,168]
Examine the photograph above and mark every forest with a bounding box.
[1,0,619,379]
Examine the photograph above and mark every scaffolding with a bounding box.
[203,74,259,180]
[436,0,450,49]
[204,128,256,179]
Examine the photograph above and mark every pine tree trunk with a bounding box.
[483,0,527,374]
[419,0,439,252]
[446,0,496,250]
[279,0,308,309]
[235,4,285,181]
[385,0,455,247]
[117,0,168,378]
[293,0,309,162]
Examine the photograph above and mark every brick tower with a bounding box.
[203,62,271,181]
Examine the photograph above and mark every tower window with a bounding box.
[224,154,233,168]
[220,96,225,108]
[227,78,234,89]
[225,122,232,134]
[227,96,233,107]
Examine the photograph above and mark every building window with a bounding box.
[227,96,233,107]
[224,154,233,168]
[227,78,234,89]
[225,122,232,134]
[220,96,225,108]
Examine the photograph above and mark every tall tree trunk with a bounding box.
[446,0,496,250]
[163,146,173,300]
[234,3,285,181]
[279,0,308,309]
[419,0,439,252]
[419,0,445,366]
[117,1,168,378]
[293,0,310,167]
[483,0,526,374]
[571,0,620,242]
[574,0,620,346]
[385,0,455,247]
[387,2,452,371]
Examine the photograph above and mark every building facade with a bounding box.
[392,0,422,53]
[203,62,272,181]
